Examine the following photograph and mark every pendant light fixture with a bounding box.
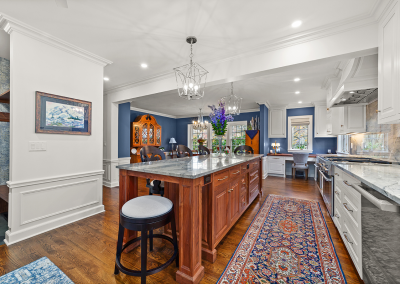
[192,108,208,131]
[222,82,242,115]
[173,36,208,100]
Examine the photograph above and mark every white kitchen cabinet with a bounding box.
[378,0,400,124]
[267,156,285,176]
[314,104,334,138]
[268,107,286,138]
[330,105,366,135]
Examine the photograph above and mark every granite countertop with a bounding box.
[117,154,263,179]
[333,162,400,205]
[317,154,399,163]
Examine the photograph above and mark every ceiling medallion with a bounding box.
[173,36,208,100]
[193,108,208,131]
[222,82,242,115]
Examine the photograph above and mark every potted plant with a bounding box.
[209,100,234,156]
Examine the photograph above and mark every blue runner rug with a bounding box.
[0,257,74,284]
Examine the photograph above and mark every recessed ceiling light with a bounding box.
[291,20,302,28]
[350,91,355,94]
[295,91,300,94]
[294,78,300,82]
[141,63,148,68]
[298,101,302,104]
[103,77,109,81]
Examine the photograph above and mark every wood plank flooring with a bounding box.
[0,177,363,283]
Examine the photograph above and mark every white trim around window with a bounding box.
[288,115,313,153]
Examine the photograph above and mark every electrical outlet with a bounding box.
[29,141,47,152]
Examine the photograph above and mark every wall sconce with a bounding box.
[271,141,280,155]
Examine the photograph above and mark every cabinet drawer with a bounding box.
[240,192,247,209]
[341,186,361,231]
[334,184,342,203]
[249,169,259,184]
[333,205,343,231]
[240,176,247,193]
[213,169,230,187]
[229,165,241,179]
[250,159,259,170]
[268,156,284,164]
[240,163,249,174]
[250,179,259,194]
[342,218,362,275]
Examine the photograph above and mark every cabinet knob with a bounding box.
[376,110,381,113]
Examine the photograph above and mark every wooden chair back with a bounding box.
[140,146,166,162]
[234,145,254,154]
[198,145,210,155]
[176,145,193,158]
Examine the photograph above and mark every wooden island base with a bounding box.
[119,156,262,284]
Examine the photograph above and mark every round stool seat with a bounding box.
[122,196,173,219]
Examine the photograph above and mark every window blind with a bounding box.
[291,117,310,126]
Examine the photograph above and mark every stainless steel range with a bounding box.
[315,156,392,217]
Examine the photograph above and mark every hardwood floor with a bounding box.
[0,177,363,283]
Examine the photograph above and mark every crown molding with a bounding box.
[130,106,177,119]
[105,2,382,95]
[0,13,112,67]
[312,101,327,106]
[286,103,314,109]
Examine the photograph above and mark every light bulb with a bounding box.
[228,106,231,110]
[194,85,199,90]
[189,83,193,88]
[184,85,188,90]
[233,106,236,110]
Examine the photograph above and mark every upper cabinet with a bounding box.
[314,104,335,138]
[268,107,286,138]
[327,105,366,135]
[378,0,400,124]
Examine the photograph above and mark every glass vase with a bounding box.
[216,135,224,157]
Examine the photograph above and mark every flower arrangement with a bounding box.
[208,100,234,135]
[197,138,206,144]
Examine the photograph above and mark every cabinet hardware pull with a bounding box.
[376,110,381,113]
[343,232,353,244]
[343,203,353,212]
[335,190,340,195]
[218,176,228,181]
[335,173,339,176]
[228,189,233,192]
[343,180,351,187]
[335,214,340,218]
[232,171,240,175]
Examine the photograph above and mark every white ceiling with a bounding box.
[131,59,342,116]
[0,0,379,91]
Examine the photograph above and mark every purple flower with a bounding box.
[208,100,234,135]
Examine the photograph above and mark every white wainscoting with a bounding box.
[103,157,131,188]
[5,170,104,245]
[262,156,268,179]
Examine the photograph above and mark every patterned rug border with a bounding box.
[217,194,347,283]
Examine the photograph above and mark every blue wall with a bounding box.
[118,103,131,158]
[130,110,177,151]
[269,107,337,154]
[175,111,260,147]
[260,105,268,154]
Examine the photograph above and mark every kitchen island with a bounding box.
[117,153,263,284]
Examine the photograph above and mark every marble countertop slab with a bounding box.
[317,154,399,164]
[334,162,400,205]
[116,154,263,179]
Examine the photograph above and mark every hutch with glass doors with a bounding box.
[130,114,162,163]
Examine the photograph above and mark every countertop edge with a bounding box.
[116,155,263,180]
[334,163,400,205]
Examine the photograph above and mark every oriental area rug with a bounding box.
[218,195,346,284]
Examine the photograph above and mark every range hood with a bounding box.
[327,55,378,108]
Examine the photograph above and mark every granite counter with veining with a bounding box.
[116,154,263,179]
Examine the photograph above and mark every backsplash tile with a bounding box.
[350,100,400,161]
[0,57,10,95]
[0,57,10,185]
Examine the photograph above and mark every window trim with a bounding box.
[337,134,350,154]
[288,115,313,153]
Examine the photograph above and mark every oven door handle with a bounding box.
[319,170,332,182]
[350,183,399,212]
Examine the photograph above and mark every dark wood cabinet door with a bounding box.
[230,179,240,223]
[214,183,229,241]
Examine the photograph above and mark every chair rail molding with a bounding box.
[103,157,131,188]
[5,171,105,245]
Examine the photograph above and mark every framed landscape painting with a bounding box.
[35,91,92,135]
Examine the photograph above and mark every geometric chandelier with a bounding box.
[221,82,242,115]
[173,36,208,100]
[192,108,208,131]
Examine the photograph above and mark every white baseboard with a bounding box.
[103,157,130,188]
[5,170,104,245]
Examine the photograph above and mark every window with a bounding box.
[361,133,388,153]
[288,115,313,152]
[188,121,247,153]
[337,135,350,154]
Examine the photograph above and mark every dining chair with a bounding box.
[292,152,309,180]
[198,145,210,155]
[176,145,193,158]
[140,146,166,196]
[234,145,254,154]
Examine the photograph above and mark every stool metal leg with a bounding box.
[170,210,179,267]
[141,228,148,284]
[149,230,153,251]
[114,223,125,275]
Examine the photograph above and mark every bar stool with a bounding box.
[114,195,179,284]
